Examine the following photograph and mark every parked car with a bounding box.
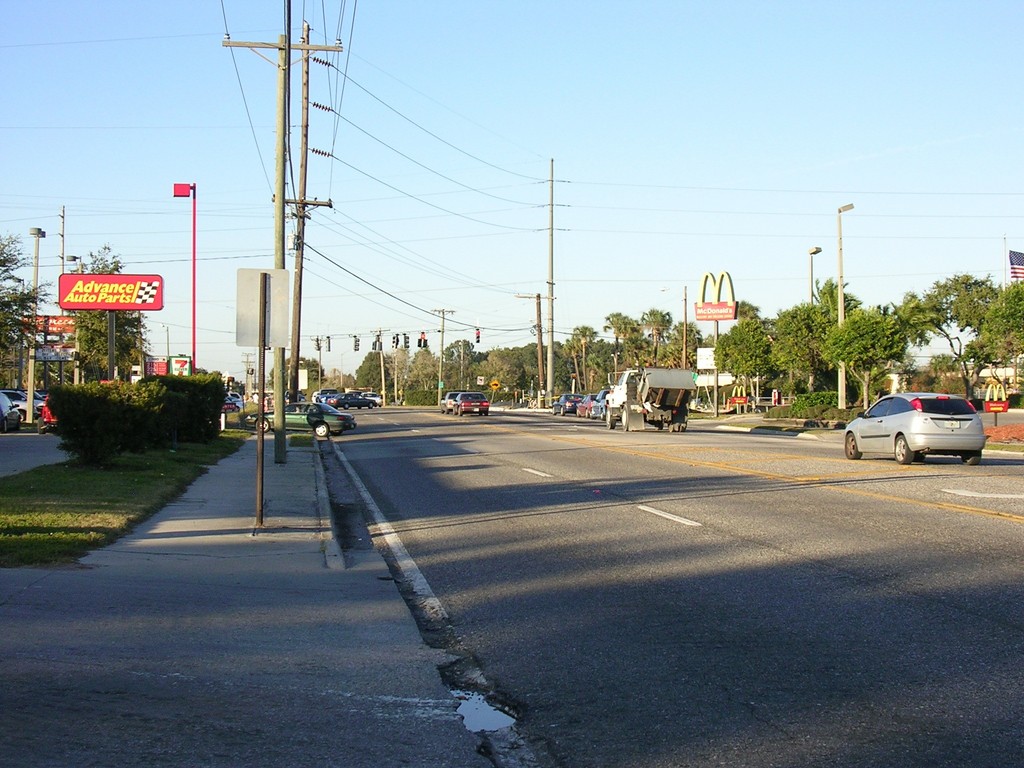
[576,394,598,418]
[453,391,490,416]
[325,392,376,409]
[0,392,21,432]
[225,392,244,408]
[37,395,58,434]
[0,389,43,423]
[441,391,464,414]
[552,393,584,416]
[361,392,383,407]
[313,388,340,403]
[844,392,986,465]
[222,397,241,413]
[248,402,356,437]
[589,389,610,420]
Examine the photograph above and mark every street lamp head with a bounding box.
[28,227,45,238]
[838,203,854,214]
[809,246,822,255]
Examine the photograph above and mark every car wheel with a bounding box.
[606,410,616,430]
[314,422,330,438]
[962,451,982,466]
[894,434,916,465]
[0,416,6,434]
[259,417,272,433]
[844,432,862,460]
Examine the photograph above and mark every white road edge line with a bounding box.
[332,444,449,623]
[523,468,553,478]
[942,488,1024,500]
[637,504,702,527]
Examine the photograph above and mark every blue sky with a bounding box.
[4,1,1023,377]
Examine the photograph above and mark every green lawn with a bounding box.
[0,431,249,567]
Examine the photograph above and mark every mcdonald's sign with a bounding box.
[694,271,738,321]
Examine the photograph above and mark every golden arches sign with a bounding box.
[694,271,738,321]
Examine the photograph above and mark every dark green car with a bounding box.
[248,402,356,437]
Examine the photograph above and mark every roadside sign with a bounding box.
[490,380,500,391]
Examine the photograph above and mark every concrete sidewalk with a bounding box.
[0,437,491,768]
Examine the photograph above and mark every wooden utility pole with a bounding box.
[287,22,332,403]
[224,27,340,463]
[546,159,555,408]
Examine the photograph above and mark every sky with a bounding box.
[4,1,1023,379]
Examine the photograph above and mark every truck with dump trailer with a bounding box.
[605,367,697,432]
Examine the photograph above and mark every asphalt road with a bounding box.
[0,430,68,476]
[332,408,1024,768]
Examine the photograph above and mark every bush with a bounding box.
[147,373,224,442]
[404,390,439,406]
[50,383,129,467]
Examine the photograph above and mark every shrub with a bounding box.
[49,383,128,467]
[404,390,438,406]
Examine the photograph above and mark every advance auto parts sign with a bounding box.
[59,274,164,311]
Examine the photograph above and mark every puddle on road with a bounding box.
[452,689,516,732]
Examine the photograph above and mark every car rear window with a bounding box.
[919,397,975,415]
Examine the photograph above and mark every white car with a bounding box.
[225,392,244,408]
[362,392,383,407]
[844,392,986,465]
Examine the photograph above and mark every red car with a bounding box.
[576,394,598,418]
[453,392,490,416]
[38,396,58,434]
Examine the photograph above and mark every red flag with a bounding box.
[173,183,193,197]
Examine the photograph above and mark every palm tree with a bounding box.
[567,325,598,390]
[640,308,672,364]
[603,312,635,372]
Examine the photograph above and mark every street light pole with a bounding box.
[26,227,45,426]
[837,204,854,409]
[808,246,822,304]
[173,183,197,369]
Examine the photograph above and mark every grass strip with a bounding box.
[0,431,248,567]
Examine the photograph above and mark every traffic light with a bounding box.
[392,334,399,349]
[326,336,331,352]
[418,332,427,348]
[374,334,382,351]
[353,336,360,352]
[475,328,481,344]
[313,337,322,351]
[403,333,410,349]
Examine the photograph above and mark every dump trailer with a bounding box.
[605,367,697,432]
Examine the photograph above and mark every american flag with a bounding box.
[1011,250,1024,280]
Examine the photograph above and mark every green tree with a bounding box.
[979,282,1024,379]
[918,274,998,397]
[0,234,35,384]
[771,303,832,393]
[72,245,146,381]
[407,347,438,393]
[661,321,703,369]
[603,312,639,371]
[564,325,598,390]
[823,308,907,409]
[640,308,672,364]
[715,318,774,394]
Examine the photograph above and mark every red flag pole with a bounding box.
[173,183,197,369]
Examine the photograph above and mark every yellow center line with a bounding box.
[483,419,1024,525]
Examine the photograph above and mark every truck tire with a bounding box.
[606,409,616,429]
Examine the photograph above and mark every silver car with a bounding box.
[844,392,986,465]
